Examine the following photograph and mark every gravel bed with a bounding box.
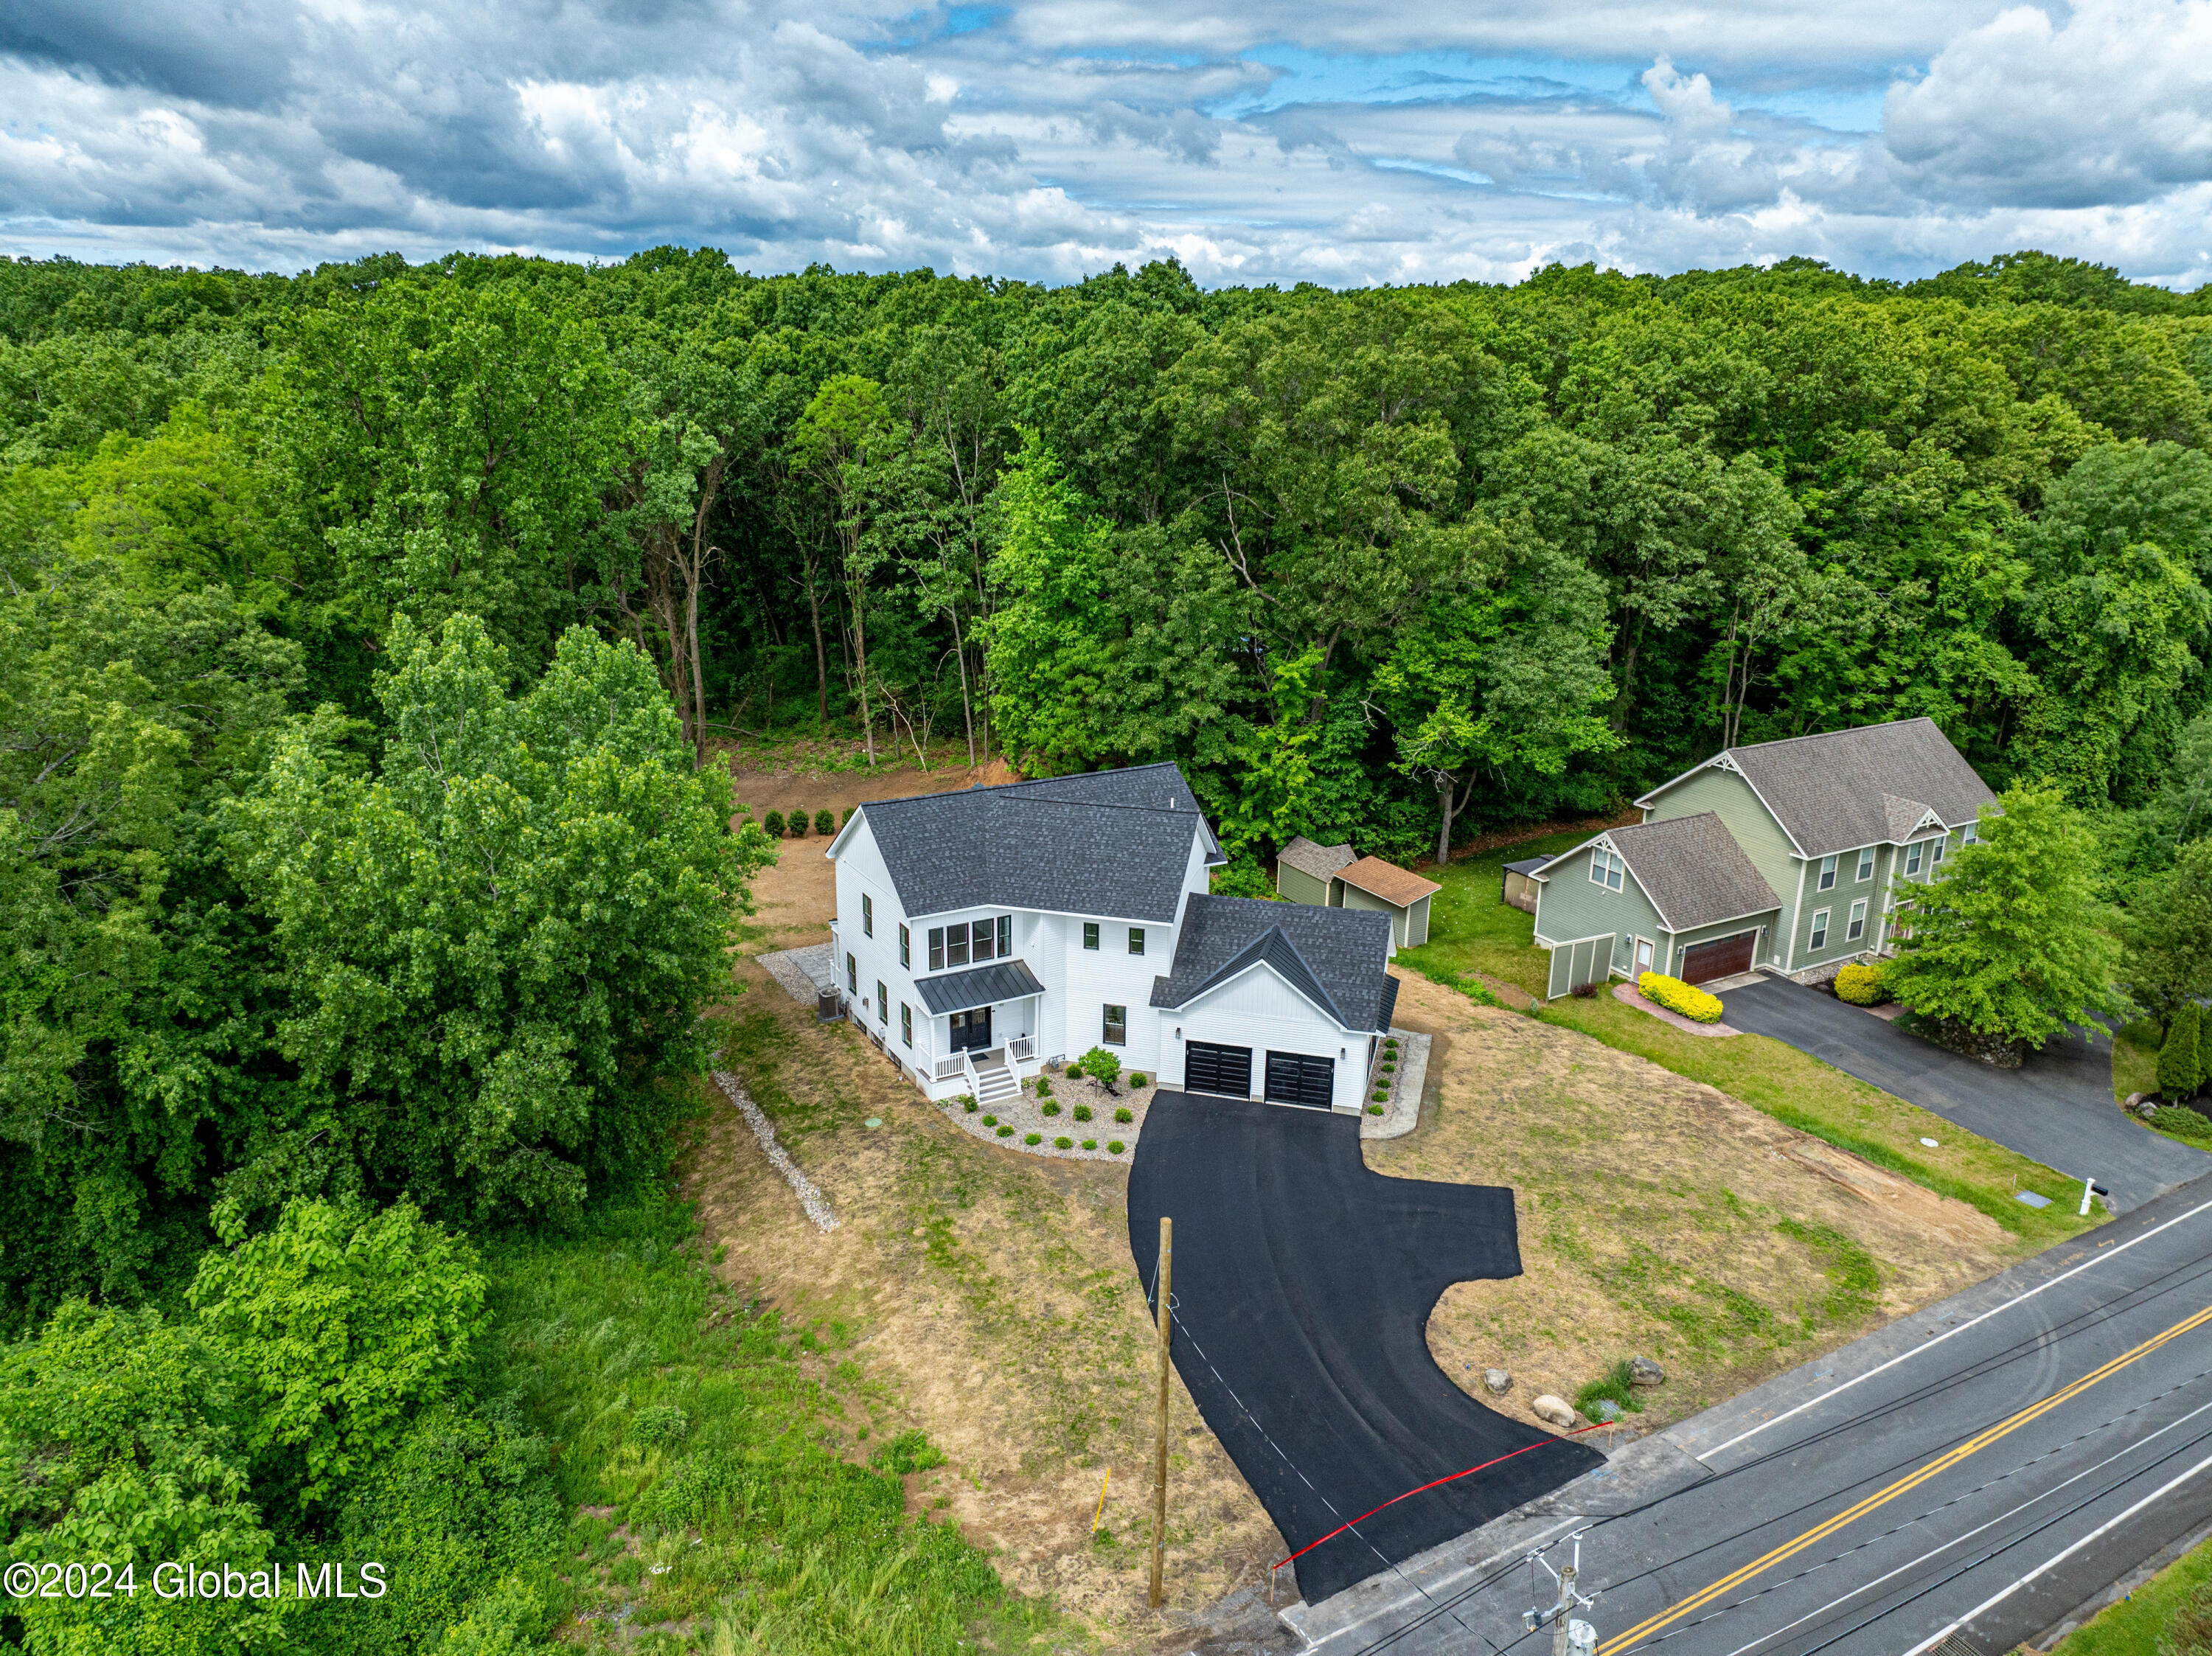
[935,1063,1158,1162]
[1361,1029,1430,1140]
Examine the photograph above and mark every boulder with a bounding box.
[1531,1394,1576,1428]
[1482,1368,1513,1396]
[1629,1356,1666,1388]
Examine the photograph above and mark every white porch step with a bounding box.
[971,1064,1020,1104]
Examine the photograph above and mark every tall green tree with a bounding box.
[1885,785,2126,1048]
[2120,838,2212,1026]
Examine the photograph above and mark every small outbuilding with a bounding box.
[1501,854,1554,914]
[1274,838,1441,950]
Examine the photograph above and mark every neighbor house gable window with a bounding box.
[928,927,945,971]
[899,924,910,968]
[1931,835,1946,863]
[901,1003,912,1046]
[1103,1004,1127,1045]
[846,953,858,993]
[1846,899,1867,942]
[1818,854,1837,891]
[1809,908,1830,951]
[1083,922,1099,950]
[1857,849,1875,882]
[1963,824,1978,845]
[1906,841,1925,876]
[1589,849,1624,891]
[1128,927,1144,956]
[862,893,873,936]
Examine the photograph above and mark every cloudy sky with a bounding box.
[3,0,2210,288]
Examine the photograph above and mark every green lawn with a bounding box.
[1402,838,2102,1250]
[2052,1531,2212,1654]
[1397,829,1597,998]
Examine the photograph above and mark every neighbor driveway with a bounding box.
[1127,1093,1602,1605]
[1719,975,2209,1211]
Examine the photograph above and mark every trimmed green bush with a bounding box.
[962,1099,978,1113]
[1834,962,1888,1006]
[1107,1141,1125,1155]
[996,1124,1014,1137]
[1385,1037,1399,1050]
[1024,1133,1042,1146]
[787,811,808,838]
[1035,1076,1052,1099]
[762,809,785,837]
[1041,1101,1060,1116]
[1367,1104,1383,1116]
[1372,1088,1388,1102]
[1081,1139,1097,1150]
[814,809,835,835]
[981,1114,995,1126]
[1073,1104,1092,1122]
[1113,1107,1132,1124]
[2161,1003,2205,1099]
[1129,1072,1147,1088]
[1054,1136,1072,1149]
[1638,970,1724,1023]
[1065,1062,1083,1079]
[1380,1060,1396,1072]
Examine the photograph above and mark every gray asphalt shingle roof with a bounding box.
[1600,813,1782,932]
[913,958,1046,1016]
[1148,896,1395,1031]
[1279,835,1356,881]
[1670,717,1996,857]
[854,762,1223,922]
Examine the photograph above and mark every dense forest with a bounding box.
[4,245,2212,1652]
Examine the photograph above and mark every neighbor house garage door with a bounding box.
[1264,1051,1335,1110]
[1680,930,1757,984]
[1184,1041,1253,1098]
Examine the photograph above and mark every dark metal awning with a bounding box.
[914,958,1046,1017]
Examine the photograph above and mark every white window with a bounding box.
[1856,849,1875,882]
[1906,841,1925,876]
[901,1003,912,1046]
[876,980,888,1021]
[1590,849,1624,891]
[1103,1004,1127,1046]
[1083,922,1099,950]
[1809,908,1831,951]
[1818,855,1837,891]
[1963,824,1978,845]
[862,893,873,936]
[1128,927,1144,956]
[1846,899,1867,942]
[899,924,910,967]
[1931,835,1946,863]
[846,953,857,993]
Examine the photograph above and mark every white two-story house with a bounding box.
[826,762,1399,1113]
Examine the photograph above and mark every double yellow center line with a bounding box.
[1597,1300,2212,1654]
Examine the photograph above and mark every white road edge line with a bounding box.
[1703,1194,2212,1460]
[1898,1445,2212,1656]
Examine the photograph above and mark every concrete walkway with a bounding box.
[1719,975,2209,1211]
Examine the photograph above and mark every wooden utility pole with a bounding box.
[1551,1560,1579,1656]
[1149,1215,1174,1610]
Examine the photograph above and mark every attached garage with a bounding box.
[1184,1040,1253,1098]
[1263,1051,1335,1110]
[1680,930,1758,984]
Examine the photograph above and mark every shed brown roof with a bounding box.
[1336,856,1442,908]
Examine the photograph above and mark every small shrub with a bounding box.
[962,1098,978,1113]
[762,809,786,837]
[787,812,808,838]
[1054,1136,1073,1149]
[1041,1101,1060,1116]
[981,1114,996,1127]
[842,807,855,827]
[1638,971,1723,1023]
[1065,1062,1083,1079]
[1072,1104,1093,1122]
[1129,1072,1147,1088]
[814,809,835,835]
[1380,1060,1396,1072]
[1571,980,1600,999]
[996,1124,1013,1138]
[1385,1037,1399,1051]
[1080,1046,1122,1087]
[1107,1141,1125,1155]
[2157,1104,2212,1141]
[1081,1139,1097,1150]
[1367,1104,1383,1116]
[1035,1076,1053,1099]
[1834,962,1889,1006]
[1024,1133,1042,1146]
[1372,1088,1388,1102]
[1113,1107,1133,1124]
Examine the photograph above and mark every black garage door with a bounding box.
[1265,1051,1336,1110]
[1185,1041,1253,1098]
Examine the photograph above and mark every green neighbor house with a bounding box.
[1530,717,1997,1000]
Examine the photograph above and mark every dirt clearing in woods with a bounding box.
[692,953,2028,1649]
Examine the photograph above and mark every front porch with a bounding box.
[914,958,1049,1104]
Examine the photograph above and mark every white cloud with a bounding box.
[0,0,2208,289]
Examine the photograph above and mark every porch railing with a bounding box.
[933,1053,967,1082]
[1008,1036,1034,1063]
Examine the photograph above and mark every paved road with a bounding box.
[1287,1176,2212,1656]
[1719,975,2210,1212]
[1127,1093,1602,1604]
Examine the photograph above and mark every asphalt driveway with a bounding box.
[1127,1093,1602,1604]
[1719,975,2209,1211]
